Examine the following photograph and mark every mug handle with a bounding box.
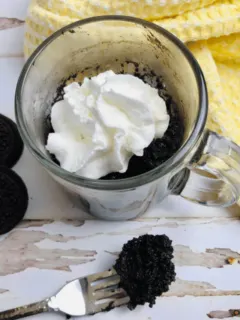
[179,129,240,206]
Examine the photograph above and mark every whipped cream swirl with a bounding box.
[46,70,170,179]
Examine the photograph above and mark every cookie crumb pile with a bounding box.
[114,234,176,310]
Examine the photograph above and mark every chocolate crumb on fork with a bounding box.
[114,234,176,310]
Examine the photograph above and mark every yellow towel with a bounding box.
[24,0,240,145]
[24,0,240,203]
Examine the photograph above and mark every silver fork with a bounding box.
[0,269,129,319]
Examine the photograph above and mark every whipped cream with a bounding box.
[46,70,170,179]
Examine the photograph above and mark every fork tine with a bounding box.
[112,296,130,308]
[88,269,117,282]
[92,276,120,291]
[94,296,130,313]
[94,288,126,301]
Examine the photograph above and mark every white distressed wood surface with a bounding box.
[1,218,240,319]
[0,0,239,219]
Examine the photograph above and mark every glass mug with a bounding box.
[15,16,240,220]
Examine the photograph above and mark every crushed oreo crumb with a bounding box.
[114,234,176,310]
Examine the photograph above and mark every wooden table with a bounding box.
[1,1,240,319]
[1,218,240,319]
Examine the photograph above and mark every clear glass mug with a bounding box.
[15,16,240,220]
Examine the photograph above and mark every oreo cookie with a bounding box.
[0,114,24,168]
[0,166,28,235]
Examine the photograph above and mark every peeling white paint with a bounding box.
[0,17,24,30]
[1,218,240,319]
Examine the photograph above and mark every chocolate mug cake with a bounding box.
[19,17,239,221]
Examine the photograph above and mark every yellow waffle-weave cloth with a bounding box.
[24,0,240,204]
[24,0,240,145]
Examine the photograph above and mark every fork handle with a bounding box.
[0,300,50,320]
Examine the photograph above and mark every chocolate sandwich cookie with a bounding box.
[0,166,28,235]
[0,114,24,168]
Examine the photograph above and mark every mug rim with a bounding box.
[15,15,208,191]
